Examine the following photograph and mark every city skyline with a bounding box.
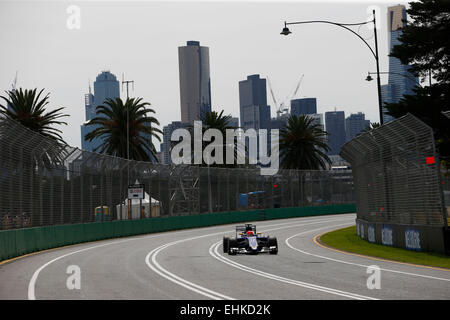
[0,1,412,149]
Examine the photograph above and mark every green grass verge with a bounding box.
[320,226,450,270]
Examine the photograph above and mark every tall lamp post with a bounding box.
[365,71,419,85]
[281,10,384,124]
[122,76,134,219]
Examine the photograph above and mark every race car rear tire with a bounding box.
[268,237,278,255]
[223,237,229,253]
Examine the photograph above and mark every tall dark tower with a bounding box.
[325,111,346,155]
[80,71,120,152]
[381,5,419,123]
[238,74,271,131]
[178,41,212,124]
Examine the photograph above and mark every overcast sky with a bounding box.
[0,0,410,150]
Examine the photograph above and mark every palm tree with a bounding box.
[202,110,235,133]
[85,97,162,162]
[279,115,331,170]
[362,122,380,133]
[187,110,242,167]
[0,88,68,144]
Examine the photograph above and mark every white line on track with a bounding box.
[28,237,140,300]
[27,215,353,300]
[209,223,378,300]
[145,217,354,300]
[285,232,450,282]
[146,237,236,300]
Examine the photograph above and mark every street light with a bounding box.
[281,10,384,125]
[365,71,419,85]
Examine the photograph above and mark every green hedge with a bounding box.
[0,204,355,262]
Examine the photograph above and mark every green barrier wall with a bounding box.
[0,204,355,262]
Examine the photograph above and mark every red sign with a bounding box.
[426,156,435,164]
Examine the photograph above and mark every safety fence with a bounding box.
[0,116,355,231]
[340,113,449,253]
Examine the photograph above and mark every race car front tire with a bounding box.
[268,237,278,255]
[228,238,237,255]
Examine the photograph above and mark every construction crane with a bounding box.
[267,74,304,118]
[11,71,18,91]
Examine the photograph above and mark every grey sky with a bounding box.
[0,0,410,149]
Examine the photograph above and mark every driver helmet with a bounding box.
[246,230,254,236]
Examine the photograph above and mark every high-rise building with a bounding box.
[308,113,324,131]
[290,98,317,117]
[229,117,239,128]
[239,74,271,162]
[270,114,288,131]
[81,71,120,152]
[381,5,419,123]
[239,74,271,131]
[345,112,370,142]
[178,41,212,124]
[161,121,190,165]
[325,111,346,155]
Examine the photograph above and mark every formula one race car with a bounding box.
[223,224,278,255]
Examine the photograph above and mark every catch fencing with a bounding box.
[0,116,354,231]
[340,113,449,253]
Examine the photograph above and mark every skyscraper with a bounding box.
[229,117,239,128]
[81,71,120,152]
[345,112,370,142]
[290,98,317,117]
[239,74,271,131]
[178,41,212,124]
[381,5,419,123]
[239,74,271,162]
[161,121,190,165]
[325,111,346,155]
[308,113,324,131]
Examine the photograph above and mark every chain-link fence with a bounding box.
[340,113,447,227]
[0,116,354,231]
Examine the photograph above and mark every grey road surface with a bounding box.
[0,214,449,300]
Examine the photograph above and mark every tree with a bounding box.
[390,0,450,86]
[279,115,331,170]
[202,110,235,133]
[184,110,245,167]
[361,122,380,133]
[385,0,450,160]
[85,97,162,162]
[0,88,68,144]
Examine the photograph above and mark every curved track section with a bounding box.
[0,214,449,300]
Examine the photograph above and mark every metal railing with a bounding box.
[340,113,447,227]
[0,116,354,230]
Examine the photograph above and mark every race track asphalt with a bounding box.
[0,213,449,300]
